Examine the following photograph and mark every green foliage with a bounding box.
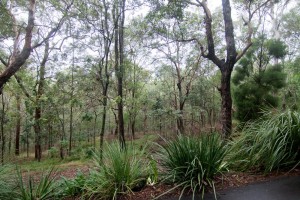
[146,0,188,20]
[16,168,59,200]
[158,133,227,199]
[228,110,300,173]
[84,142,149,199]
[266,39,287,59]
[147,155,159,185]
[84,147,95,159]
[60,170,86,197]
[48,147,59,158]
[0,165,18,199]
[233,36,287,122]
[0,3,13,38]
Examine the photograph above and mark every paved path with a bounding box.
[166,176,300,200]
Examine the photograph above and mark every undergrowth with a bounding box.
[228,109,300,172]
[157,133,228,200]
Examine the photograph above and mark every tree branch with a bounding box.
[14,74,34,102]
[0,57,8,67]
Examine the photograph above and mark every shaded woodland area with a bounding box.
[0,0,299,199]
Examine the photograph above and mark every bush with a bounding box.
[60,170,86,197]
[84,142,149,199]
[158,133,227,199]
[15,167,59,200]
[0,165,18,199]
[84,147,95,159]
[48,147,59,158]
[229,110,300,172]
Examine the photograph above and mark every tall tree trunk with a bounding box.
[99,0,111,159]
[114,0,126,149]
[130,74,136,139]
[34,40,49,162]
[220,66,233,137]
[93,112,97,148]
[100,96,107,154]
[69,38,75,155]
[15,95,21,156]
[1,93,5,164]
[199,0,239,137]
[143,106,147,135]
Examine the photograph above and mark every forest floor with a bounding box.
[19,159,300,199]
[12,132,300,199]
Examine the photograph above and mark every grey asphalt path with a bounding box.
[166,176,300,200]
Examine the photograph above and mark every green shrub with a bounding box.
[16,168,59,200]
[60,170,86,197]
[0,165,18,199]
[48,147,59,158]
[229,109,300,172]
[157,133,227,199]
[84,142,149,199]
[84,147,95,159]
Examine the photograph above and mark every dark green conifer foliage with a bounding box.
[233,37,287,122]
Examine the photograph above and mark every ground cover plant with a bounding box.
[229,109,300,172]
[82,142,150,199]
[157,133,228,199]
[0,165,18,199]
[60,170,87,197]
[15,168,60,200]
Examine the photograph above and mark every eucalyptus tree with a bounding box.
[282,2,300,58]
[73,0,126,151]
[1,0,74,161]
[114,0,126,148]
[0,0,73,93]
[138,4,203,134]
[123,59,150,138]
[181,0,275,137]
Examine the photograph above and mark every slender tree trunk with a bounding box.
[8,129,12,155]
[60,99,65,159]
[114,0,126,149]
[34,41,49,162]
[15,95,21,155]
[112,110,119,135]
[99,0,113,159]
[100,97,107,154]
[1,93,5,164]
[93,112,97,148]
[69,40,75,155]
[143,107,147,135]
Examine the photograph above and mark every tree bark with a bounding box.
[220,65,233,137]
[99,0,112,159]
[114,0,126,149]
[1,93,5,164]
[198,0,237,137]
[0,0,36,91]
[15,94,21,156]
[34,40,49,162]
